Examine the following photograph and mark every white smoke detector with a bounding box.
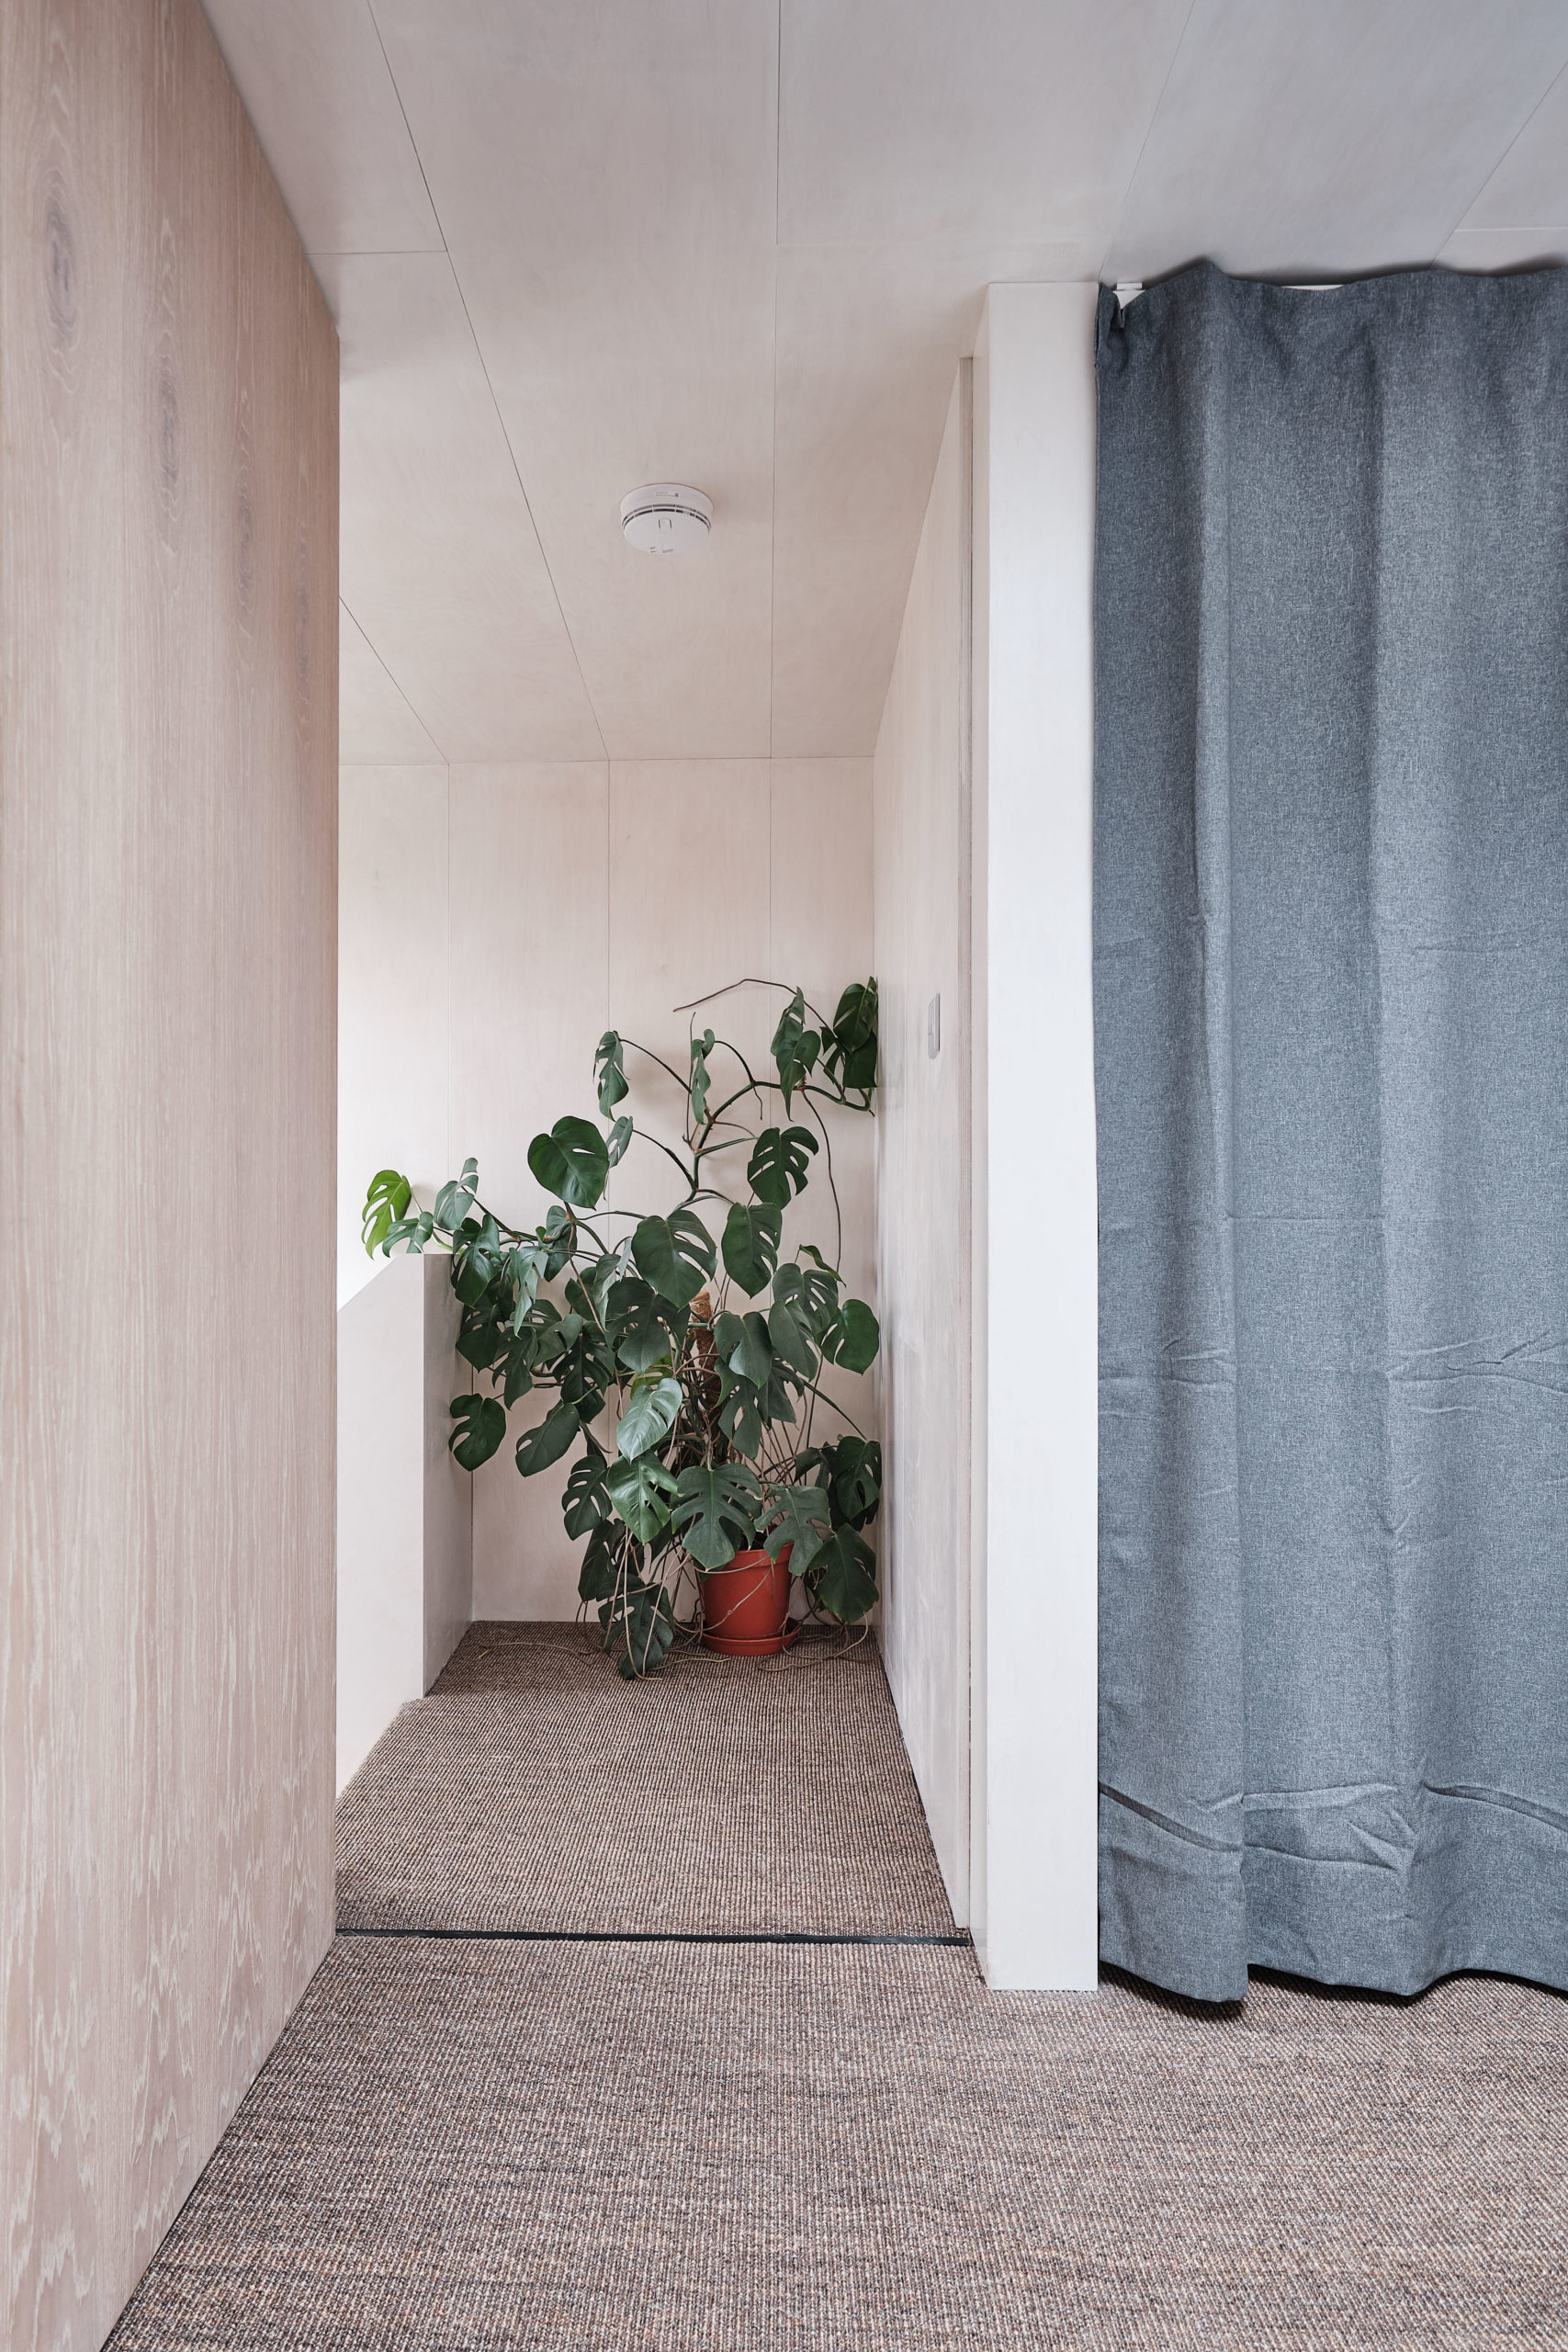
[620,483,712,555]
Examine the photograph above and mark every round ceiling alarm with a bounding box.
[620,483,713,555]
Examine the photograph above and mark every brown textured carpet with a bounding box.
[108,1935,1568,2351]
[336,1621,957,1938]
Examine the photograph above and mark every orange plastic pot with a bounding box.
[700,1544,795,1656]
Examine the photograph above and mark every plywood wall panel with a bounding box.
[338,764,451,1308]
[608,759,774,1215]
[449,762,610,1620]
[872,369,973,1923]
[0,3,338,2345]
[770,757,877,1308]
[340,756,874,1617]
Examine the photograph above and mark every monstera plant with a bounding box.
[362,979,883,1676]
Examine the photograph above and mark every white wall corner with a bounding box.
[871,365,975,1926]
[423,1251,473,1684]
[337,1253,474,1792]
[971,280,1100,1991]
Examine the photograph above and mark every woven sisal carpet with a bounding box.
[109,1935,1568,2351]
[336,1621,956,1938]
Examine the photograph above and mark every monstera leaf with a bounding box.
[584,1238,634,1316]
[671,1462,761,1570]
[448,1392,506,1472]
[793,1248,841,1332]
[501,1324,541,1406]
[762,1482,832,1573]
[716,1366,764,1460]
[810,1525,878,1623]
[768,1292,818,1380]
[577,1521,621,1604]
[562,1449,612,1538]
[434,1158,480,1227]
[820,1297,880,1374]
[822,978,879,1102]
[605,1453,680,1544]
[502,1241,548,1330]
[631,1209,715,1308]
[452,1212,504,1306]
[618,1574,678,1678]
[527,1117,610,1211]
[689,1028,716,1128]
[457,1293,508,1371]
[362,1168,412,1255]
[595,1030,628,1114]
[721,1202,782,1297]
[615,1374,683,1461]
[770,989,820,1112]
[715,1308,772,1388]
[606,1277,675,1375]
[514,1398,581,1477]
[539,1203,576,1281]
[747,1125,817,1207]
[819,1434,883,1529]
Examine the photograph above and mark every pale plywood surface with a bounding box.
[370,0,779,764]
[335,757,874,1615]
[873,370,973,1927]
[337,763,451,1306]
[0,3,338,2346]
[202,4,1568,769]
[339,605,442,764]
[1107,0,1568,283]
[199,0,442,259]
[322,247,604,765]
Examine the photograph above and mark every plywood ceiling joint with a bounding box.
[364,0,610,763]
[1098,0,1201,281]
[207,1,1568,765]
[341,595,448,762]
[1445,54,1568,243]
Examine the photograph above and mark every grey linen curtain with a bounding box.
[1094,260,1568,2003]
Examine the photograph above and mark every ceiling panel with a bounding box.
[1449,61,1568,234]
[201,0,442,257]
[210,1,1568,775]
[778,0,1191,251]
[326,250,604,763]
[374,0,777,761]
[1109,0,1568,283]
[771,243,1092,757]
[339,603,444,763]
[1439,231,1568,273]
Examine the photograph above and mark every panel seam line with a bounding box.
[337,1926,971,1948]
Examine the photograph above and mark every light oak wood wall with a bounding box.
[0,5,338,2345]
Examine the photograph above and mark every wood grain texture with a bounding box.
[0,5,338,2346]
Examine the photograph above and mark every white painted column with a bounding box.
[336,1253,472,1790]
[970,281,1100,1989]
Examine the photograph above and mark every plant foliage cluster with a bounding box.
[363,979,882,1674]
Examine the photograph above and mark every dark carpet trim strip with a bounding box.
[337,1923,972,1948]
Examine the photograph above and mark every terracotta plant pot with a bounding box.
[701,1544,795,1656]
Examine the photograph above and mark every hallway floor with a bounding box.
[111,1627,1568,2350]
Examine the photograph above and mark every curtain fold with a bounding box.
[1094,260,1568,2002]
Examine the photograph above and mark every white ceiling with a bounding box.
[204,1,1568,766]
